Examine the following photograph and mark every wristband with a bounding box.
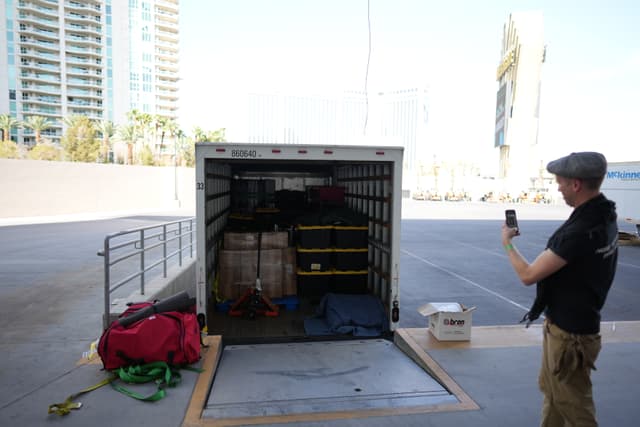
[504,243,514,251]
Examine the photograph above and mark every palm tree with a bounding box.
[96,120,116,163]
[193,126,207,143]
[117,124,139,165]
[23,115,53,144]
[0,114,21,143]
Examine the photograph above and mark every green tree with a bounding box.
[61,115,99,162]
[193,126,207,143]
[0,114,21,143]
[27,143,63,161]
[23,115,53,145]
[117,124,139,165]
[96,120,116,163]
[207,128,227,142]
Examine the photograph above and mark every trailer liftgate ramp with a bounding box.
[184,332,479,426]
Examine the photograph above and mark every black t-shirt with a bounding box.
[543,194,618,334]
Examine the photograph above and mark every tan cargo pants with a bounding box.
[539,319,601,427]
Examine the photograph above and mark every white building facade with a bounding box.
[495,12,546,195]
[247,88,428,177]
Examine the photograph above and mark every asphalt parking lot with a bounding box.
[1,201,639,427]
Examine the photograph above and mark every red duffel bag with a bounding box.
[98,300,201,371]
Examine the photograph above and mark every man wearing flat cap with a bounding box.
[501,152,618,426]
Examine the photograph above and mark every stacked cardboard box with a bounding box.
[219,231,296,300]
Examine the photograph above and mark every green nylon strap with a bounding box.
[110,362,181,402]
[48,362,204,415]
[48,375,118,416]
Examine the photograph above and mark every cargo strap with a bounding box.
[48,375,117,416]
[48,362,203,416]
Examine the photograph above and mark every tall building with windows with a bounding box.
[494,12,545,193]
[377,88,429,174]
[111,0,179,124]
[247,88,428,175]
[0,0,179,146]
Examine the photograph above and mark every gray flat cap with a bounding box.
[546,152,607,179]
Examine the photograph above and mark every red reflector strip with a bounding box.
[272,149,281,153]
[376,151,385,155]
[324,150,333,155]
[298,150,308,154]
[215,148,225,152]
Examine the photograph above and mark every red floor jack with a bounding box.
[228,233,279,319]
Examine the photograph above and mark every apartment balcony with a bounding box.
[65,23,102,35]
[66,67,102,78]
[65,13,101,24]
[66,56,102,68]
[19,49,60,62]
[155,48,176,61]
[67,78,102,88]
[156,0,178,12]
[155,16,178,31]
[155,78,177,90]
[22,105,61,117]
[22,96,61,107]
[66,35,102,47]
[70,108,103,119]
[17,14,59,29]
[20,72,61,84]
[156,68,179,79]
[17,2,58,18]
[18,37,60,52]
[156,62,179,74]
[19,26,59,40]
[155,38,178,51]
[67,100,102,110]
[20,62,61,73]
[65,1,101,13]
[22,83,61,95]
[66,45,102,57]
[156,28,178,41]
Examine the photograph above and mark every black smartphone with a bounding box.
[505,209,519,234]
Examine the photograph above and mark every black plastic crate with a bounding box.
[297,247,333,271]
[296,225,332,249]
[333,248,368,271]
[331,270,368,294]
[334,226,368,249]
[297,270,332,299]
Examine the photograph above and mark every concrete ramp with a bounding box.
[203,339,457,419]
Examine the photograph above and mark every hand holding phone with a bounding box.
[505,209,520,235]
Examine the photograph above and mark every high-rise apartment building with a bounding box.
[495,11,545,193]
[0,0,179,145]
[111,0,179,124]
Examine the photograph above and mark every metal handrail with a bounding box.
[98,217,196,329]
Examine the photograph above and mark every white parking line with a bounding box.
[402,249,530,313]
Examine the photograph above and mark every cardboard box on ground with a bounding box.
[418,302,476,341]
[219,232,296,300]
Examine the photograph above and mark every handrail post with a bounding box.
[140,229,145,295]
[179,221,183,266]
[189,219,194,258]
[163,224,167,278]
[103,237,110,330]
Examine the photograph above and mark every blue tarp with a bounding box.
[304,293,389,337]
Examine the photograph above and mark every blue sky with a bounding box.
[178,0,640,166]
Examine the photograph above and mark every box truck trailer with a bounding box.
[192,143,473,421]
[195,142,403,338]
[602,161,640,223]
